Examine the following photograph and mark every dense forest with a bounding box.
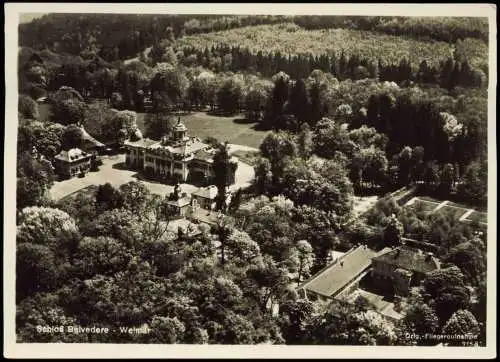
[19,14,488,58]
[17,14,489,346]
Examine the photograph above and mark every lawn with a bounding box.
[137,112,270,149]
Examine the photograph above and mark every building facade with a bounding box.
[124,119,237,184]
[191,185,218,210]
[53,148,92,179]
[371,246,440,296]
[166,184,192,217]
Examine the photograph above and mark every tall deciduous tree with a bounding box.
[16,243,60,300]
[295,239,314,283]
[103,109,138,145]
[61,124,84,150]
[18,94,39,120]
[457,161,487,207]
[144,112,176,140]
[297,123,313,159]
[217,76,244,115]
[17,152,56,209]
[95,183,124,212]
[423,266,471,324]
[383,214,404,247]
[442,310,480,346]
[259,131,297,191]
[213,142,237,211]
[267,72,290,129]
[17,206,80,253]
[399,290,439,345]
[287,79,309,126]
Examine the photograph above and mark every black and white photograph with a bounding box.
[4,3,497,359]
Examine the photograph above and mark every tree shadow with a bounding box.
[358,273,395,301]
[233,117,256,125]
[133,172,178,186]
[250,122,272,131]
[206,109,238,117]
[112,162,130,171]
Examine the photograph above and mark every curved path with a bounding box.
[49,151,255,201]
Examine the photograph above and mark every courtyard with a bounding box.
[49,146,255,201]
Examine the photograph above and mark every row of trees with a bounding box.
[264,71,486,165]
[255,82,486,206]
[19,38,486,116]
[290,16,488,43]
[20,15,488,63]
[20,46,487,146]
[178,44,486,88]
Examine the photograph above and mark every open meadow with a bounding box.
[136,112,270,149]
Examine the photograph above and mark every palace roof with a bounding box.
[54,148,92,163]
[166,196,191,208]
[193,149,215,163]
[372,246,440,274]
[124,137,158,148]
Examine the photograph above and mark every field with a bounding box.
[137,112,270,149]
[177,23,464,67]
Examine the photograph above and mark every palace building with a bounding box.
[53,148,93,179]
[124,119,237,184]
[371,246,441,296]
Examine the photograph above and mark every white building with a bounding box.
[124,119,237,184]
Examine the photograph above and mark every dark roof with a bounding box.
[54,148,92,162]
[372,246,440,274]
[193,149,214,162]
[299,246,389,298]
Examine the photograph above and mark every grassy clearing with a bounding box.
[176,23,459,67]
[137,111,270,149]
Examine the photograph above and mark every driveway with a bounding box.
[50,153,255,201]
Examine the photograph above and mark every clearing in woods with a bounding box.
[136,111,270,149]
